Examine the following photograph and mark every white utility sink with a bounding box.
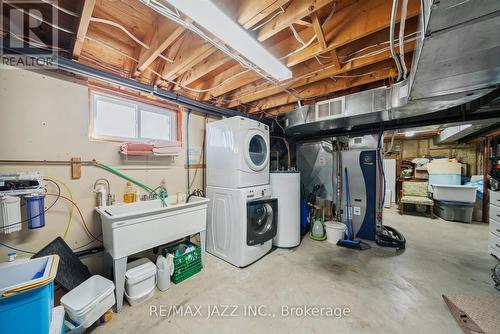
[96,195,209,312]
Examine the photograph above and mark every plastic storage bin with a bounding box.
[125,258,156,306]
[0,256,58,334]
[432,184,477,203]
[163,243,202,284]
[60,275,115,328]
[435,201,474,223]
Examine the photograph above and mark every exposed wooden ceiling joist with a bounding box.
[238,0,291,29]
[247,57,411,112]
[311,12,327,50]
[256,0,333,42]
[226,40,416,108]
[159,33,217,82]
[285,0,420,66]
[72,0,96,60]
[194,0,418,103]
[135,18,185,74]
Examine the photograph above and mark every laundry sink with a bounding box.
[96,195,209,312]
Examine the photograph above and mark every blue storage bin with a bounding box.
[0,256,58,334]
[0,281,54,334]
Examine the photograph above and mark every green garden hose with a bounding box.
[96,162,167,206]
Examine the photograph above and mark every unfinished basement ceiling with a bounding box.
[1,0,421,116]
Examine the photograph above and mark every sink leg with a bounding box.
[113,256,127,313]
[103,251,113,280]
[200,230,206,268]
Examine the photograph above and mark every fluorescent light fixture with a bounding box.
[405,131,416,137]
[164,0,292,81]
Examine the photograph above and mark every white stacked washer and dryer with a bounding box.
[205,117,277,267]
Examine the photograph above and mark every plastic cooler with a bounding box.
[0,255,59,334]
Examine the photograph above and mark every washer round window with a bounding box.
[248,134,267,166]
[250,203,273,235]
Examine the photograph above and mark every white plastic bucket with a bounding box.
[60,275,115,328]
[125,258,156,306]
[324,221,346,244]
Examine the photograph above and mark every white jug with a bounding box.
[156,254,174,291]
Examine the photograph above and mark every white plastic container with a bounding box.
[431,184,477,203]
[49,306,65,334]
[60,275,115,328]
[125,258,156,306]
[156,254,174,292]
[0,196,22,234]
[324,221,346,244]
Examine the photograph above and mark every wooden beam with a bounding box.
[176,51,233,87]
[311,12,326,49]
[136,18,185,73]
[197,0,417,102]
[72,0,96,60]
[286,0,420,66]
[330,49,341,68]
[160,33,217,81]
[196,64,258,100]
[247,60,400,112]
[257,0,333,42]
[295,18,313,26]
[238,0,291,29]
[225,42,415,107]
[176,0,290,90]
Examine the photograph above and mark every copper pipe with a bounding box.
[0,159,97,165]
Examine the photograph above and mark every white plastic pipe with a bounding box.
[390,0,403,81]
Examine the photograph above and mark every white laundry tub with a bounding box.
[431,184,477,203]
[97,196,209,260]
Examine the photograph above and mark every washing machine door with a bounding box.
[247,198,277,245]
[244,130,269,172]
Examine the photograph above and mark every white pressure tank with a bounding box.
[270,171,301,248]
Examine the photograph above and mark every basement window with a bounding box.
[90,91,177,142]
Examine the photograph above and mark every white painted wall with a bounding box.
[0,68,208,269]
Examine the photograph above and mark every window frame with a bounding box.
[89,90,178,143]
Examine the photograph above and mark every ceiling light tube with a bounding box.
[163,0,292,81]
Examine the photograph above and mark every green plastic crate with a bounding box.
[163,243,202,284]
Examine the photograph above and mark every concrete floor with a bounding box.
[92,209,499,334]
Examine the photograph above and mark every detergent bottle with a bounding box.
[123,182,135,203]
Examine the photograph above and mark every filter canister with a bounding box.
[25,194,45,229]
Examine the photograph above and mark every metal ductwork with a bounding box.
[286,0,500,137]
[437,120,500,144]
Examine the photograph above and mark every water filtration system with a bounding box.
[0,172,45,234]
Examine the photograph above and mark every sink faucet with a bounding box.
[93,178,112,206]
